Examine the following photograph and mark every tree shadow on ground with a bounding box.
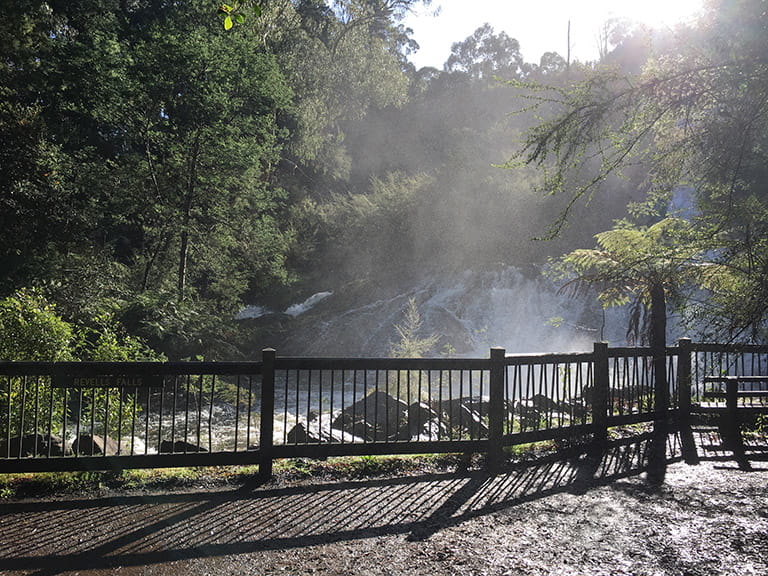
[0,432,740,576]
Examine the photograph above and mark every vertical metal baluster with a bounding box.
[458,370,464,440]
[307,370,313,442]
[330,369,335,443]
[157,378,164,454]
[246,374,253,449]
[234,375,241,451]
[552,363,560,427]
[554,363,562,428]
[632,356,640,414]
[74,387,82,456]
[609,358,617,417]
[409,370,416,437]
[340,369,346,444]
[574,362,582,425]
[564,363,572,426]
[351,370,358,442]
[295,370,300,442]
[586,361,593,426]
[386,370,392,440]
[33,377,40,456]
[130,387,138,455]
[209,375,216,452]
[196,375,204,450]
[479,369,485,437]
[374,370,380,440]
[47,378,55,457]
[403,369,409,419]
[15,377,27,457]
[542,363,549,429]
[144,386,150,455]
[171,375,178,448]
[183,375,191,449]
[447,370,452,441]
[281,370,288,444]
[363,370,369,442]
[3,377,11,457]
[441,370,447,440]
[318,370,324,445]
[428,371,434,438]
[422,369,429,439]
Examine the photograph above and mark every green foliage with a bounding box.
[76,313,164,362]
[387,298,440,402]
[218,2,261,30]
[0,290,162,439]
[0,289,74,362]
[316,172,431,281]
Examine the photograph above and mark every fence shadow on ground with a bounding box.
[689,423,768,471]
[0,434,672,576]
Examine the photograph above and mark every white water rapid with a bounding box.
[242,266,632,357]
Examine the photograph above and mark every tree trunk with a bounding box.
[650,282,667,413]
[177,130,202,300]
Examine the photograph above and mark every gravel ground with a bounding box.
[1,431,768,576]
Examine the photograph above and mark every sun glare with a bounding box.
[405,0,707,69]
[604,0,705,29]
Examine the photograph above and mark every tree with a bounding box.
[445,23,525,80]
[515,0,768,340]
[264,0,419,188]
[390,297,439,358]
[0,2,296,339]
[554,218,721,346]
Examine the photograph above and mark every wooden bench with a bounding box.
[695,376,768,466]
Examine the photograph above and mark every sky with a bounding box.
[402,0,705,69]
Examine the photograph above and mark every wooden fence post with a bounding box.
[676,338,698,463]
[591,342,609,448]
[259,348,276,480]
[488,347,506,475]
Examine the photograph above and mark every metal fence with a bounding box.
[1,339,766,475]
[0,362,265,472]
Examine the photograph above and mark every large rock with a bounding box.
[0,433,65,457]
[159,440,208,453]
[407,402,441,437]
[332,391,409,441]
[452,403,488,438]
[286,419,363,444]
[436,396,493,437]
[71,434,119,456]
[411,419,449,442]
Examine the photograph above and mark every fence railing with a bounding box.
[1,339,767,475]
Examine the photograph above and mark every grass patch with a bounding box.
[0,454,478,499]
[0,465,262,499]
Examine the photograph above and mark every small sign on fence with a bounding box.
[51,374,165,389]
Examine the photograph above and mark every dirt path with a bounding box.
[2,434,768,576]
